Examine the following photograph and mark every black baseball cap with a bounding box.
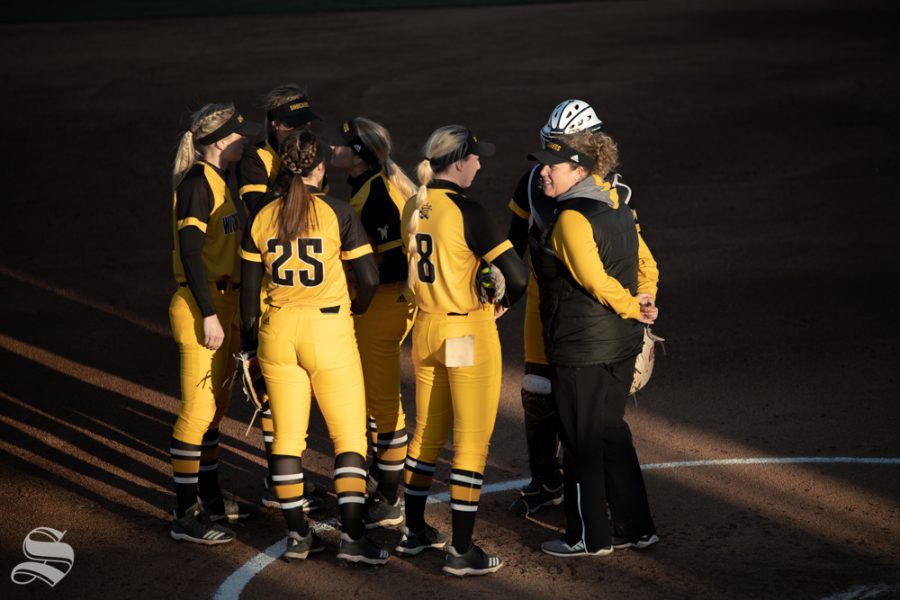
[528,140,595,171]
[196,112,262,145]
[323,118,380,166]
[267,94,320,128]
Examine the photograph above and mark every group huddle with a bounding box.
[166,84,660,577]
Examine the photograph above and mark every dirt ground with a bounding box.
[1,1,899,598]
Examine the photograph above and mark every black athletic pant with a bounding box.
[552,357,655,551]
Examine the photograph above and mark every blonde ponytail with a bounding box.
[171,103,235,192]
[405,159,435,290]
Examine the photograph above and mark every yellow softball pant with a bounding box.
[353,282,415,468]
[404,305,502,512]
[258,304,368,460]
[169,284,238,446]
[523,273,548,366]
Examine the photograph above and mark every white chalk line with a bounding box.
[213,456,900,600]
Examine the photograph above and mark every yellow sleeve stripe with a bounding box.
[341,244,373,261]
[176,217,207,233]
[239,248,262,262]
[239,183,268,197]
[508,199,530,219]
[482,239,513,264]
[376,239,402,253]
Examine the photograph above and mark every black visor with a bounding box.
[429,129,495,170]
[527,140,595,171]
[267,95,319,128]
[196,112,262,145]
[323,119,379,167]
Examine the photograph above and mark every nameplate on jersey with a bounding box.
[445,335,475,368]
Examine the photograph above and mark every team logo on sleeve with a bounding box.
[418,203,433,220]
[222,213,239,235]
[10,527,75,587]
[377,225,389,240]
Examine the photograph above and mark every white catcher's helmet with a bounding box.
[539,99,604,144]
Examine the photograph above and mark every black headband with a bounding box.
[196,112,260,145]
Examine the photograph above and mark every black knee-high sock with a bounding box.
[271,454,308,535]
[375,429,408,504]
[449,468,483,551]
[170,437,201,518]
[334,452,367,539]
[260,410,276,487]
[402,455,436,532]
[451,510,477,552]
[198,428,222,507]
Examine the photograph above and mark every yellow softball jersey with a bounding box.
[241,187,373,309]
[401,180,512,315]
[172,161,241,283]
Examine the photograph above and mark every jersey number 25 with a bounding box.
[268,238,325,287]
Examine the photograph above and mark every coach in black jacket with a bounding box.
[528,132,660,558]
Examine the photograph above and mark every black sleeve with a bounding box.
[179,227,216,317]
[238,147,269,213]
[508,213,529,258]
[348,254,379,315]
[239,258,263,352]
[175,175,215,317]
[377,246,408,284]
[360,181,403,248]
[491,247,528,308]
[458,198,509,258]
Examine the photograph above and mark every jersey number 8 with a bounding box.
[415,233,436,284]
[268,238,325,287]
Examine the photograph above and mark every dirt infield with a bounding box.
[1,1,898,598]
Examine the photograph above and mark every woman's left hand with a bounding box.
[637,293,658,324]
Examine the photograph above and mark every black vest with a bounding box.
[531,196,644,366]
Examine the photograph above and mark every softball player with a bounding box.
[238,84,319,213]
[399,125,528,576]
[526,131,659,557]
[237,84,325,512]
[325,117,417,528]
[239,129,389,564]
[168,102,261,545]
[507,99,659,516]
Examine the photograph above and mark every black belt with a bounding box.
[179,281,239,291]
[447,312,468,316]
[320,306,340,314]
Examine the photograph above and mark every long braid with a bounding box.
[278,130,322,242]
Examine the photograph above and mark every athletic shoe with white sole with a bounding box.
[170,505,235,545]
[611,533,659,550]
[509,482,563,516]
[395,524,448,556]
[363,492,403,529]
[540,539,613,557]
[283,530,325,561]
[203,490,257,522]
[442,543,503,577]
[337,533,390,565]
